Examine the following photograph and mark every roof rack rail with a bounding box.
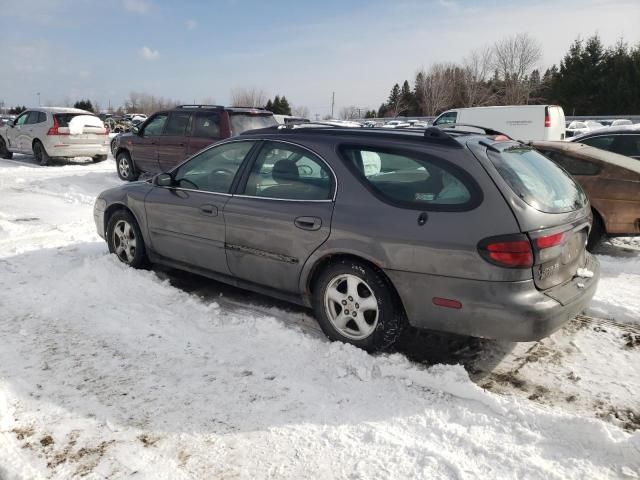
[433,123,511,138]
[175,104,225,109]
[230,106,268,110]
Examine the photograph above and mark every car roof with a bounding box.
[27,107,93,114]
[171,105,273,114]
[532,140,640,175]
[570,125,640,140]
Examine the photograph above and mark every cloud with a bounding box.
[140,46,159,60]
[123,0,150,14]
[185,19,197,30]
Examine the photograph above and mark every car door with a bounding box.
[144,140,257,274]
[132,113,167,173]
[7,111,31,152]
[187,111,222,157]
[224,140,335,293]
[157,111,192,172]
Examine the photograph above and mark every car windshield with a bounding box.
[230,113,277,135]
[488,145,587,213]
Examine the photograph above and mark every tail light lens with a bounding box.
[47,117,69,136]
[536,232,565,249]
[478,234,533,268]
[544,106,551,127]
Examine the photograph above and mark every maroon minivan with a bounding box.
[113,105,277,181]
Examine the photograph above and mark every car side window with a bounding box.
[38,112,47,123]
[141,114,168,137]
[192,112,221,138]
[341,146,478,210]
[611,135,640,157]
[580,136,614,151]
[243,142,332,200]
[173,141,254,193]
[26,112,41,124]
[163,112,191,136]
[14,112,30,126]
[541,150,601,176]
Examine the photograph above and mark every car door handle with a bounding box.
[294,216,321,231]
[199,204,218,216]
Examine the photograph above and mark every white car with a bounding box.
[0,107,109,165]
[566,120,605,138]
[610,119,633,127]
[382,120,411,128]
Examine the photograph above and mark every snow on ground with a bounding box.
[0,155,639,479]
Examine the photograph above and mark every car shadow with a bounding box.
[2,153,102,168]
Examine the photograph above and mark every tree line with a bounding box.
[365,34,640,119]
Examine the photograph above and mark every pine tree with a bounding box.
[272,95,282,114]
[265,99,273,112]
[279,96,291,115]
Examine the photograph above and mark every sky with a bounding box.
[1,0,639,118]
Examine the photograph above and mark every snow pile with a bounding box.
[68,115,104,135]
[0,155,639,479]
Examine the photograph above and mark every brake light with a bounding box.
[47,117,68,136]
[536,232,565,249]
[478,235,533,268]
[544,106,551,127]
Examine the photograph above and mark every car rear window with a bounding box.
[341,146,480,211]
[54,113,98,127]
[229,113,277,135]
[488,145,587,213]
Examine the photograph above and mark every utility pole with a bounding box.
[37,92,41,106]
[331,92,335,119]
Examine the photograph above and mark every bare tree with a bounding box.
[200,96,217,105]
[292,105,310,119]
[124,92,180,115]
[230,87,267,108]
[492,33,542,104]
[415,64,456,116]
[339,105,360,120]
[462,47,495,107]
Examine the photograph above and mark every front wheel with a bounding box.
[116,151,137,181]
[0,136,13,159]
[312,259,406,352]
[33,140,50,166]
[106,210,148,268]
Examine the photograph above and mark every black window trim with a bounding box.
[234,139,337,203]
[338,143,483,212]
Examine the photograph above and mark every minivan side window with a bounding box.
[163,112,191,136]
[141,114,168,137]
[243,142,332,200]
[434,111,457,126]
[341,146,479,210]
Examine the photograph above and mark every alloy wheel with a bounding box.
[112,219,137,263]
[118,157,130,178]
[324,274,379,340]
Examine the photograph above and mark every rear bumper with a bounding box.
[385,253,600,342]
[44,140,109,158]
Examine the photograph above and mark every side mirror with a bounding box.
[154,173,173,187]
[131,125,140,135]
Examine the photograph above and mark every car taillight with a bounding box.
[47,117,68,136]
[544,106,551,127]
[536,232,565,249]
[478,234,533,268]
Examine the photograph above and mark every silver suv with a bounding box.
[0,107,109,165]
[93,124,599,351]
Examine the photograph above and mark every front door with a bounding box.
[224,141,335,293]
[157,111,191,172]
[145,140,257,274]
[7,111,31,152]
[133,113,167,173]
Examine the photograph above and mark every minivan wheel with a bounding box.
[106,211,147,268]
[33,140,50,166]
[313,259,405,352]
[116,151,137,181]
[0,137,13,159]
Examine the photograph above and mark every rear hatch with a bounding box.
[51,113,108,145]
[229,111,277,136]
[482,141,591,290]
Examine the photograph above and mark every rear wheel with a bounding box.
[32,140,50,166]
[312,259,406,352]
[92,154,108,163]
[587,209,606,251]
[106,210,148,268]
[116,151,137,181]
[0,137,13,159]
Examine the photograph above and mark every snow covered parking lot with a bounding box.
[0,155,639,479]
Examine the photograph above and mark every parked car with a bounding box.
[568,127,640,159]
[95,125,599,352]
[112,105,277,181]
[432,105,566,141]
[533,140,640,248]
[566,120,605,138]
[273,114,310,125]
[0,107,109,165]
[610,119,633,127]
[382,120,411,128]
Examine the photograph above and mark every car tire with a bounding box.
[312,259,406,352]
[587,210,605,251]
[116,151,137,181]
[106,210,148,268]
[92,155,108,163]
[0,136,13,159]
[32,140,50,166]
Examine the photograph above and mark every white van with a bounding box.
[432,105,566,141]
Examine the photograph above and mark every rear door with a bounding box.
[187,111,222,156]
[145,140,257,273]
[132,113,167,174]
[224,140,335,293]
[157,111,191,172]
[546,106,566,141]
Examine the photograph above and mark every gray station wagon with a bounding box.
[94,124,600,351]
